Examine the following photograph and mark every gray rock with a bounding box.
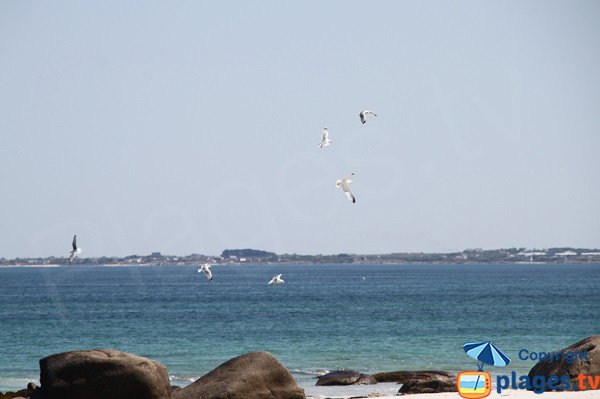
[397,372,456,394]
[527,335,600,392]
[0,389,29,399]
[173,351,305,399]
[372,370,454,384]
[39,348,171,399]
[27,381,43,398]
[316,370,377,386]
[0,393,28,399]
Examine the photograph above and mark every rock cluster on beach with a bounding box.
[173,351,305,399]
[316,370,377,386]
[314,369,458,394]
[396,372,457,394]
[372,370,457,394]
[39,349,171,399]
[5,335,600,398]
[2,349,305,399]
[372,370,455,384]
[0,382,39,399]
[528,334,600,392]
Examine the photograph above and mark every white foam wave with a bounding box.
[290,368,330,376]
[168,374,198,387]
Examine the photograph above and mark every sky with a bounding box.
[1,1,599,258]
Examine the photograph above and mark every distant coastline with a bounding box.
[2,247,599,267]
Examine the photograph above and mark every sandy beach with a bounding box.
[305,390,600,399]
[303,380,600,399]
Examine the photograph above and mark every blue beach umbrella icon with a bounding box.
[463,341,511,391]
[464,341,511,369]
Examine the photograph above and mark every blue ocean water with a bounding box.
[1,263,599,393]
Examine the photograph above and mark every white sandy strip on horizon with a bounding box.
[305,390,600,399]
[0,264,61,268]
[0,263,157,268]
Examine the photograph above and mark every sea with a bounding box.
[1,263,599,396]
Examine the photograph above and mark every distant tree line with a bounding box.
[221,249,277,259]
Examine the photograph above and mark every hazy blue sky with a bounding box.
[1,1,598,258]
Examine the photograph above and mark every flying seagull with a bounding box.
[319,128,332,148]
[268,274,284,285]
[336,173,356,203]
[198,263,213,281]
[359,110,378,124]
[68,234,82,263]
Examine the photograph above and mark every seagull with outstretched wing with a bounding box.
[198,263,213,281]
[268,274,284,285]
[336,173,356,203]
[359,110,378,124]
